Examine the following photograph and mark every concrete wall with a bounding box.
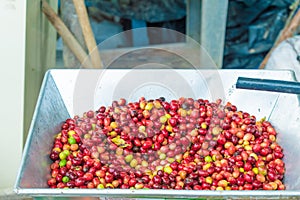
[0,0,26,193]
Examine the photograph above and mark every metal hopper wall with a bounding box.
[15,69,300,199]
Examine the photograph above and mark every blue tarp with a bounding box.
[223,0,294,69]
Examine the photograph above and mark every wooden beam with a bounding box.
[42,0,92,68]
[73,0,103,68]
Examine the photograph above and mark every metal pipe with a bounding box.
[236,77,300,94]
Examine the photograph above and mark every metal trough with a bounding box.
[15,69,300,199]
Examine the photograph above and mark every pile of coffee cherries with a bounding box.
[48,97,285,190]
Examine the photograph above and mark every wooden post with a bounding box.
[73,0,103,68]
[61,0,87,68]
[42,0,92,68]
[24,0,58,142]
